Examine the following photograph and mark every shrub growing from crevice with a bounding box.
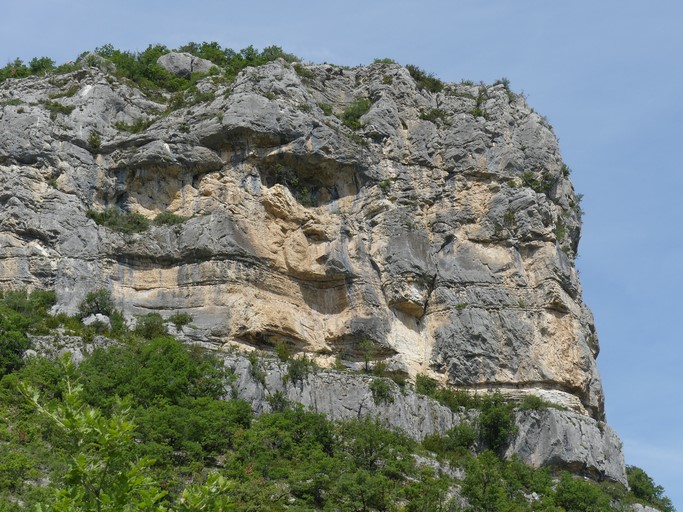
[87,208,150,233]
[369,378,394,405]
[153,211,189,226]
[406,64,443,93]
[341,98,372,130]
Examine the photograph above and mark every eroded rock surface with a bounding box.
[1,58,600,422]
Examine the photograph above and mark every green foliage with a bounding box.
[341,97,372,130]
[406,64,444,93]
[369,378,394,405]
[415,372,438,396]
[479,391,516,454]
[87,208,150,233]
[153,211,189,226]
[0,290,56,376]
[0,57,55,83]
[79,288,115,317]
[293,63,315,79]
[493,77,515,102]
[627,465,675,512]
[373,58,397,65]
[87,130,101,151]
[40,99,75,120]
[134,313,167,339]
[358,338,377,372]
[318,102,333,116]
[0,318,670,511]
[48,84,79,99]
[554,472,612,511]
[518,394,549,411]
[286,354,315,384]
[423,421,478,455]
[178,42,296,80]
[461,452,560,511]
[420,108,449,124]
[521,170,554,195]
[24,366,168,511]
[470,85,491,119]
[169,311,193,331]
[555,219,567,242]
[113,117,154,133]
[21,355,247,511]
[415,374,482,412]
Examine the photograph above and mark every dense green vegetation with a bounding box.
[0,290,675,510]
[0,42,295,89]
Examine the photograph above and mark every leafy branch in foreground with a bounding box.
[22,355,234,512]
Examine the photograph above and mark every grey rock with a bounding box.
[82,313,111,329]
[156,52,215,78]
[507,409,626,485]
[0,58,624,483]
[223,352,626,484]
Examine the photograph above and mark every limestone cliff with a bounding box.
[1,56,605,427]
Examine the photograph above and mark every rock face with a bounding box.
[223,352,626,484]
[156,52,215,77]
[0,56,620,478]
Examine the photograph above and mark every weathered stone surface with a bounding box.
[156,52,215,77]
[224,352,626,484]
[506,409,626,484]
[1,58,615,467]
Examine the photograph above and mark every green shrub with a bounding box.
[555,472,612,511]
[88,130,101,150]
[521,170,553,194]
[423,422,477,455]
[0,290,57,376]
[435,387,481,411]
[87,208,150,233]
[318,102,333,116]
[48,84,79,99]
[341,98,372,130]
[153,211,189,226]
[518,394,548,411]
[275,342,291,362]
[79,288,115,318]
[286,355,314,384]
[626,465,675,512]
[370,378,394,405]
[293,63,315,80]
[419,108,449,123]
[478,391,516,454]
[113,117,154,133]
[29,57,55,75]
[134,313,167,339]
[373,58,397,65]
[169,311,192,331]
[40,99,75,120]
[406,64,443,93]
[415,373,438,396]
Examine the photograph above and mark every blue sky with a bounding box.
[2,0,681,505]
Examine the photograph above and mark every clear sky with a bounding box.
[2,0,681,506]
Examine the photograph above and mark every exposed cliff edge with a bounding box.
[1,52,621,481]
